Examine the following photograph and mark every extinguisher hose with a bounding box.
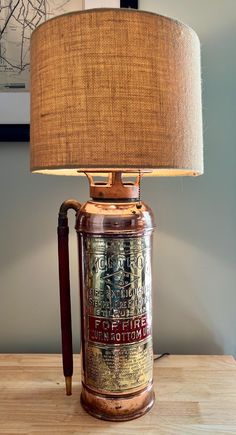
[57,199,81,395]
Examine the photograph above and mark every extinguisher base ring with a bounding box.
[80,382,155,421]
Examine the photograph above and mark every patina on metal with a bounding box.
[58,172,155,421]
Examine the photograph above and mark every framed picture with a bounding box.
[0,0,85,141]
[0,0,137,142]
[0,93,30,141]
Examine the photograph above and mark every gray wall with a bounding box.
[0,0,236,355]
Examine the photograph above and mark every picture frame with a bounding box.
[0,93,30,141]
[0,0,138,142]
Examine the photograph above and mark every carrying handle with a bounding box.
[57,199,81,395]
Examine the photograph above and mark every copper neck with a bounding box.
[85,172,142,200]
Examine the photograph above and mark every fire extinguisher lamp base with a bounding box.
[57,172,155,421]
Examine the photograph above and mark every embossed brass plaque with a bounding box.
[82,235,153,393]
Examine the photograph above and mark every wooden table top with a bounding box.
[0,354,236,434]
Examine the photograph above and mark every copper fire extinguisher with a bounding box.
[57,172,155,421]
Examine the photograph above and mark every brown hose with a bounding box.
[57,199,81,395]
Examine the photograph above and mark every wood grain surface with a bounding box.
[0,354,236,434]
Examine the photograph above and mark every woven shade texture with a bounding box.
[30,8,203,176]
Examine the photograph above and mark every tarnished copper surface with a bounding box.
[76,199,154,235]
[76,198,155,420]
[81,382,155,422]
[85,172,142,200]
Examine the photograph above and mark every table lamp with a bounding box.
[30,8,203,421]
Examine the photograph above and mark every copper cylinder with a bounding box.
[76,198,155,421]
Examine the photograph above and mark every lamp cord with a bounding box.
[136,169,142,209]
[137,170,168,363]
[137,170,168,362]
[154,353,170,361]
[139,169,141,205]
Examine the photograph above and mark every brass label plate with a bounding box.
[83,235,153,393]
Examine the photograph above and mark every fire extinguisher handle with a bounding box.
[57,199,81,396]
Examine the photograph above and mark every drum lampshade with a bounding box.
[30,8,203,176]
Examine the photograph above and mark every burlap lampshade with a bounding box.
[30,8,203,176]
